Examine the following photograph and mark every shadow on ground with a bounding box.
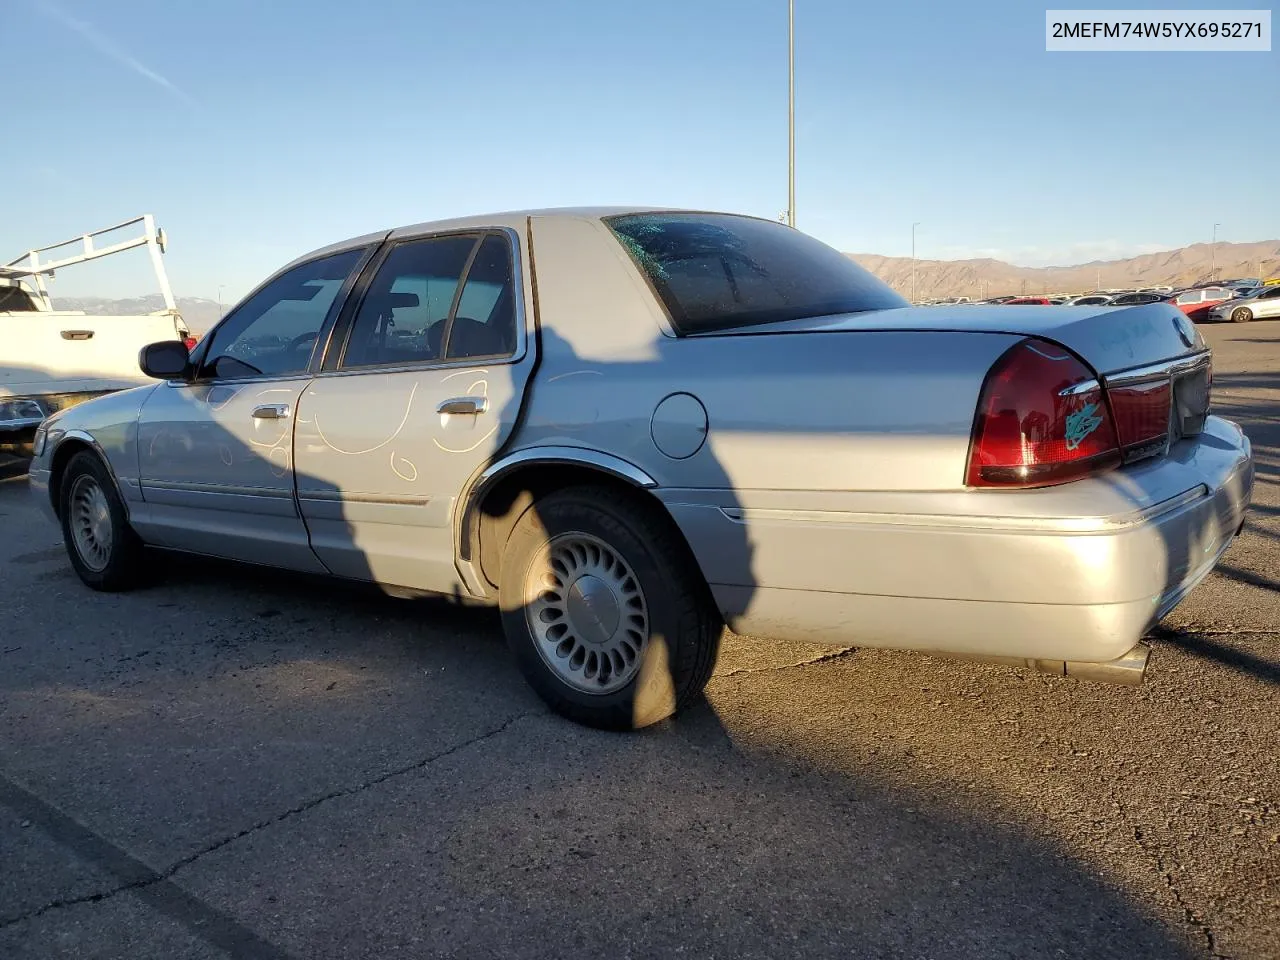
[0,521,1202,959]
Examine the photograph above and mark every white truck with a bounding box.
[1,215,193,452]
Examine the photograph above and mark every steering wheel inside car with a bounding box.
[288,331,319,353]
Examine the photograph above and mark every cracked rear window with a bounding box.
[607,212,907,334]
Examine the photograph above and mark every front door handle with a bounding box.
[252,403,291,420]
[437,396,488,415]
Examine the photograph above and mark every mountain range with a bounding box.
[52,296,225,335]
[853,240,1280,302]
[48,239,1280,325]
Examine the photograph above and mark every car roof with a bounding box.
[286,206,724,269]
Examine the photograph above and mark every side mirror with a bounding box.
[139,340,193,380]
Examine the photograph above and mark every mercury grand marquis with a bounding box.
[29,209,1254,729]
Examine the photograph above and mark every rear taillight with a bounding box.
[1108,380,1170,459]
[183,336,197,351]
[966,338,1122,488]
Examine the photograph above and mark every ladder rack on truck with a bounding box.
[0,214,177,313]
[1,214,190,446]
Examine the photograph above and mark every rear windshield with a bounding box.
[606,213,908,334]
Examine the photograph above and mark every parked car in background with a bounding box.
[1063,294,1114,306]
[1003,296,1053,305]
[1108,291,1176,307]
[1219,278,1261,291]
[1174,286,1236,322]
[27,207,1253,730]
[1208,283,1280,323]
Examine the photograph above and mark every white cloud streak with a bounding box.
[37,0,194,105]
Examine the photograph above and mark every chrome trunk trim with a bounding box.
[1103,349,1211,387]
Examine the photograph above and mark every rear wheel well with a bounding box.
[48,439,97,518]
[471,463,707,596]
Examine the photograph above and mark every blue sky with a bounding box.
[2,0,1275,300]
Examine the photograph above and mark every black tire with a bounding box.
[1231,307,1253,323]
[498,485,721,731]
[58,450,148,591]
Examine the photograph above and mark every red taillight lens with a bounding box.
[966,338,1121,488]
[183,336,197,351]
[1108,379,1171,459]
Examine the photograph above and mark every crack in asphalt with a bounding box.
[1146,839,1229,960]
[714,645,859,679]
[0,711,532,933]
[1108,787,1228,960]
[0,880,137,936]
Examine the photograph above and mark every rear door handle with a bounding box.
[436,396,488,415]
[60,330,94,341]
[252,403,291,420]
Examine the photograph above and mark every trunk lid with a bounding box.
[700,302,1205,377]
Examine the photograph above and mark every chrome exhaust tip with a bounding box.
[940,643,1151,687]
[1042,643,1150,687]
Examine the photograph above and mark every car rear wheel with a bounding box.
[59,450,147,591]
[498,485,721,730]
[1231,307,1253,323]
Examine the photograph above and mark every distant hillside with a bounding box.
[853,240,1280,301]
[50,238,1280,322]
[54,295,223,336]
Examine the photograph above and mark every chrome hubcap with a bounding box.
[69,475,113,572]
[1234,309,1249,322]
[525,533,649,695]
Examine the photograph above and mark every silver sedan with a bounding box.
[28,208,1254,729]
[1208,284,1280,323]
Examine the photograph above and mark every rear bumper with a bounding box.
[665,416,1254,665]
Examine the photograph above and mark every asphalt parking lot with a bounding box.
[1,322,1277,960]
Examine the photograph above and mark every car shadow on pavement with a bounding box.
[1149,624,1280,685]
[0,542,1201,959]
[1213,563,1280,595]
[4,461,1205,958]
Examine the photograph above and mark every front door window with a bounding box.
[199,249,363,380]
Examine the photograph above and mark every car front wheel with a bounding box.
[59,450,147,591]
[498,486,721,730]
[1231,307,1253,323]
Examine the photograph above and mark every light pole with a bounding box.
[787,0,795,228]
[1211,223,1221,280]
[911,222,920,304]
[217,284,225,319]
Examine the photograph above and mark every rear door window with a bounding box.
[447,233,518,360]
[339,231,519,369]
[341,235,476,369]
[607,213,907,334]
